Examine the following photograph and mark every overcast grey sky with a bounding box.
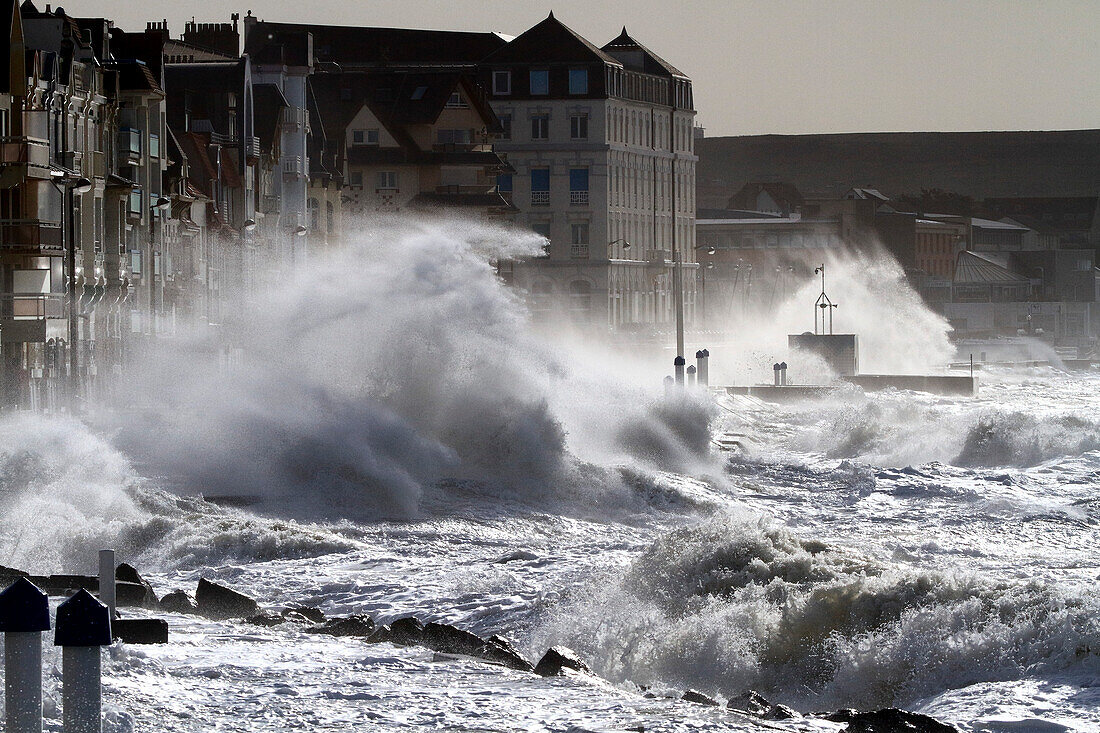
[64,0,1100,137]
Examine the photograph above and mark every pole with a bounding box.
[673,253,685,362]
[1,578,51,733]
[98,550,115,619]
[67,186,78,411]
[696,348,709,388]
[687,364,696,387]
[55,590,112,733]
[674,355,685,386]
[148,207,156,338]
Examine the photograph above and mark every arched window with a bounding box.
[530,281,553,320]
[326,201,335,235]
[307,198,320,232]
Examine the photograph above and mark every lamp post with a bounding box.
[608,238,631,259]
[148,196,170,339]
[52,173,92,411]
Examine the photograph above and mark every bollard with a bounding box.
[779,361,788,386]
[97,550,115,619]
[674,356,686,386]
[695,349,709,387]
[55,589,112,733]
[1,577,51,733]
[773,362,782,386]
[687,364,697,387]
[663,375,674,396]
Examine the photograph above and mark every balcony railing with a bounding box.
[569,244,589,259]
[570,190,589,206]
[0,220,63,251]
[0,137,50,168]
[281,107,307,128]
[531,191,550,206]
[1,293,65,320]
[283,155,303,177]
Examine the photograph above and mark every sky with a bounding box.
[61,0,1100,138]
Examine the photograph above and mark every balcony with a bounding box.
[0,220,63,252]
[2,293,65,320]
[0,137,51,183]
[283,154,304,178]
[569,244,589,259]
[531,191,550,206]
[281,107,307,128]
[569,190,589,206]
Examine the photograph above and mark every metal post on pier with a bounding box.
[773,362,782,386]
[55,589,112,733]
[687,364,697,387]
[780,361,788,386]
[1,577,51,733]
[674,356,686,386]
[695,349,709,387]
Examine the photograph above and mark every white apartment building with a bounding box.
[480,15,697,330]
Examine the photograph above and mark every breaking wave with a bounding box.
[533,515,1100,710]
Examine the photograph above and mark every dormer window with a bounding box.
[411,86,428,100]
[492,70,511,95]
[568,69,588,95]
[445,91,467,108]
[530,69,549,96]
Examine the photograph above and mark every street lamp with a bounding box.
[294,225,308,237]
[609,238,630,258]
[242,218,257,232]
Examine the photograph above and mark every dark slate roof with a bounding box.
[1,0,20,95]
[697,207,783,220]
[174,130,218,198]
[253,82,288,150]
[601,27,685,78]
[953,251,1029,285]
[109,58,162,93]
[481,13,621,66]
[728,181,805,209]
[163,38,236,63]
[244,20,504,67]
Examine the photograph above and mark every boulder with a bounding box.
[422,622,485,656]
[765,705,800,720]
[246,612,285,627]
[533,646,593,677]
[45,574,98,594]
[116,580,158,609]
[308,615,376,637]
[824,708,956,732]
[114,563,144,584]
[480,634,534,672]
[113,618,169,644]
[0,565,28,583]
[681,690,719,706]
[159,590,198,614]
[728,690,772,717]
[387,616,425,645]
[195,578,259,620]
[283,606,325,624]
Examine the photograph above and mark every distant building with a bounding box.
[481,15,698,330]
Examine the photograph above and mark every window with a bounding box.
[530,69,549,95]
[445,91,467,108]
[496,174,512,193]
[531,114,549,140]
[377,171,398,189]
[437,129,472,145]
[493,70,511,95]
[569,69,588,95]
[499,114,512,140]
[352,129,379,146]
[571,222,589,244]
[569,168,589,205]
[531,168,550,206]
[326,201,334,235]
[350,171,363,187]
[570,114,588,140]
[411,86,428,100]
[569,280,592,311]
[308,197,319,231]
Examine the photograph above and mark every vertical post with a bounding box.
[1,577,51,733]
[673,254,685,363]
[773,362,781,387]
[696,349,709,388]
[686,364,696,387]
[780,361,788,386]
[55,590,112,733]
[970,353,974,378]
[674,356,685,386]
[97,550,115,619]
[663,375,674,396]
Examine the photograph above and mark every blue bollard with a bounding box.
[55,589,112,733]
[1,577,51,733]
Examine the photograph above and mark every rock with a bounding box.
[116,580,158,609]
[308,615,376,637]
[283,606,325,624]
[422,622,485,656]
[45,574,98,593]
[0,565,28,583]
[824,708,956,732]
[728,690,772,716]
[681,690,719,706]
[765,705,800,720]
[195,578,259,620]
[114,563,144,584]
[480,634,534,672]
[112,618,169,644]
[159,590,198,614]
[388,616,425,645]
[534,646,593,677]
[246,612,285,627]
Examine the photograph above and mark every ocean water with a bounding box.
[1,219,1098,732]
